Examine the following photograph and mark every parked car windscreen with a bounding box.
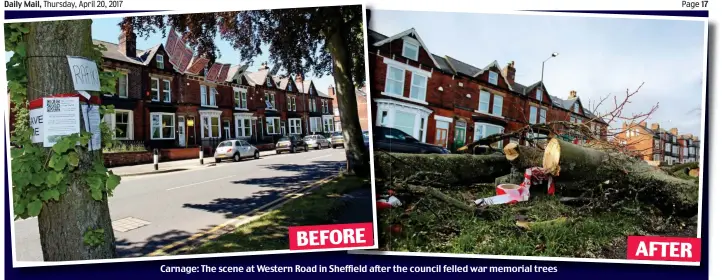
[218,141,233,147]
[303,136,314,141]
[332,132,343,137]
[278,137,290,142]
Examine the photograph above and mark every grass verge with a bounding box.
[378,182,697,259]
[189,175,371,254]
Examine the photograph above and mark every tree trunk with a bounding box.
[374,152,510,185]
[27,20,117,261]
[503,142,544,170]
[324,13,369,176]
[542,137,698,217]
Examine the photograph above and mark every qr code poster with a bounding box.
[42,97,80,147]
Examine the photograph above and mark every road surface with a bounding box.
[13,148,347,261]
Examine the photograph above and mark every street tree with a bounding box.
[122,6,369,175]
[7,20,120,260]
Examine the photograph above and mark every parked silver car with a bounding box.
[304,135,331,149]
[331,131,345,149]
[214,140,260,163]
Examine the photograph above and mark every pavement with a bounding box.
[109,150,279,177]
[13,147,349,261]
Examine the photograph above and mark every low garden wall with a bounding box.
[104,151,153,168]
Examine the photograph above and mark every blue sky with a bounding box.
[5,17,336,94]
[369,10,706,137]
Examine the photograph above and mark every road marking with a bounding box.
[308,154,332,161]
[165,175,235,191]
[147,174,339,256]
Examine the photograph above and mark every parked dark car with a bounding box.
[276,135,308,154]
[372,126,450,154]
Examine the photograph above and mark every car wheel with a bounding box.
[291,146,296,153]
[254,151,260,159]
[215,158,221,163]
[276,150,281,154]
[233,153,241,162]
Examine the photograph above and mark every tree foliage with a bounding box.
[122,6,365,85]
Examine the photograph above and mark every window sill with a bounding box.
[473,110,505,119]
[267,108,278,111]
[381,92,428,105]
[202,105,219,108]
[235,108,249,111]
[151,138,175,141]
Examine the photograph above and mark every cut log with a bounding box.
[542,137,698,217]
[503,142,544,170]
[374,152,510,185]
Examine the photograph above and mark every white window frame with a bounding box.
[209,87,217,107]
[288,118,302,135]
[150,112,175,140]
[573,103,580,113]
[234,115,254,138]
[150,78,160,101]
[529,106,538,124]
[266,117,281,135]
[322,99,329,114]
[288,96,297,111]
[409,73,427,102]
[488,71,499,85]
[266,92,276,110]
[103,109,134,140]
[323,116,335,133]
[374,99,433,143]
[199,112,222,139]
[492,95,503,117]
[266,76,273,88]
[539,108,547,123]
[234,88,248,110]
[384,65,405,96]
[156,54,164,69]
[200,85,208,106]
[402,40,420,61]
[163,79,171,103]
[478,90,490,113]
[310,117,323,133]
[536,89,542,101]
[223,120,231,139]
[118,72,128,98]
[473,122,505,149]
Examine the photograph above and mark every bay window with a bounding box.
[288,118,302,134]
[150,112,175,140]
[473,123,505,149]
[234,114,253,138]
[103,110,133,140]
[266,117,281,134]
[310,117,323,133]
[200,112,221,139]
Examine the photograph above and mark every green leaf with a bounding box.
[13,172,30,188]
[90,189,103,201]
[52,139,71,154]
[67,151,80,167]
[15,42,27,57]
[26,199,42,217]
[40,189,61,201]
[13,202,25,215]
[58,183,68,195]
[86,176,103,190]
[46,171,64,186]
[30,172,45,186]
[106,174,121,192]
[10,148,23,159]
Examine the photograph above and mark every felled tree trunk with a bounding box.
[542,137,698,217]
[503,142,544,170]
[374,152,510,185]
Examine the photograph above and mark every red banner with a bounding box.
[627,236,701,262]
[288,222,374,250]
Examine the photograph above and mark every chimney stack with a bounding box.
[568,90,577,99]
[670,128,678,136]
[118,29,137,58]
[651,123,660,130]
[258,62,269,71]
[328,85,335,96]
[295,73,304,83]
[502,61,516,85]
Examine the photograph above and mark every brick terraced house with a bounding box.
[90,29,335,155]
[619,122,700,165]
[367,28,608,151]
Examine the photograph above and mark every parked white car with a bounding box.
[304,135,331,149]
[214,140,260,163]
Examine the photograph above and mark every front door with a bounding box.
[178,116,186,147]
[187,116,196,146]
[454,121,466,149]
[223,120,231,139]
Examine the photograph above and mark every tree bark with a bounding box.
[542,137,698,217]
[324,10,369,176]
[27,20,117,261]
[374,152,510,185]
